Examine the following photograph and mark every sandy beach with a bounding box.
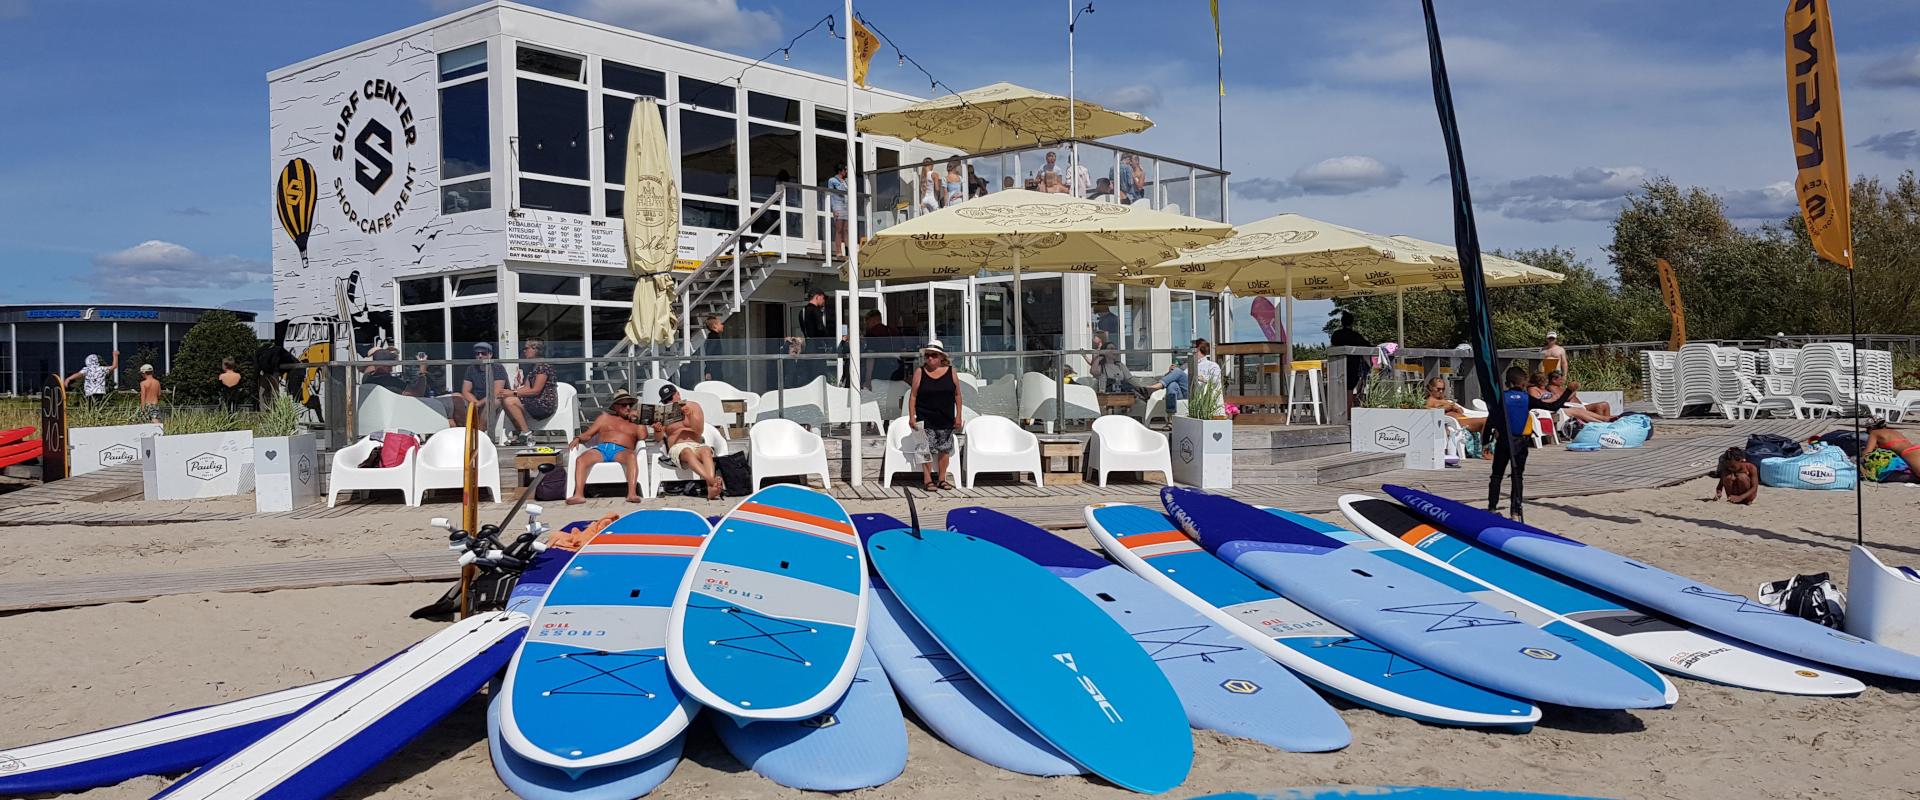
[4,478,1919,800]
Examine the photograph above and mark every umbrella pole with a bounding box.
[1013,249,1024,421]
[1396,286,1406,346]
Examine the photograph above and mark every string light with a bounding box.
[681,14,836,109]
[856,12,1053,142]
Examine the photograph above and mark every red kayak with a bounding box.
[0,439,42,468]
[0,426,32,447]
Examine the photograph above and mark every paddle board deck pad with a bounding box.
[488,693,684,800]
[710,645,907,791]
[1385,484,1920,681]
[668,484,868,720]
[853,513,1082,777]
[947,507,1349,753]
[1161,488,1666,710]
[1342,495,1864,696]
[1086,503,1539,729]
[500,510,707,770]
[1194,789,1612,799]
[1845,544,1920,656]
[154,611,529,800]
[867,525,1191,794]
[0,677,350,795]
[1259,504,1677,706]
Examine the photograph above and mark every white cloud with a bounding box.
[1097,84,1162,111]
[1234,155,1405,200]
[1476,166,1652,223]
[91,240,268,303]
[1721,181,1798,221]
[567,0,782,51]
[1861,49,1920,89]
[1862,129,1920,160]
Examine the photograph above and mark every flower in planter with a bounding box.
[1224,403,1240,417]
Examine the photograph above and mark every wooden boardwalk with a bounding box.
[0,551,454,613]
[0,464,145,509]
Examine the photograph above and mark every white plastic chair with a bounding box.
[525,381,580,440]
[1528,409,1560,447]
[750,418,831,489]
[879,417,924,488]
[641,425,729,498]
[1864,390,1920,422]
[825,385,885,435]
[753,375,830,428]
[568,442,646,497]
[1440,415,1466,463]
[1088,416,1171,487]
[694,380,759,415]
[678,389,730,433]
[1133,388,1168,426]
[962,416,1043,488]
[327,436,418,507]
[413,428,501,505]
[354,384,452,436]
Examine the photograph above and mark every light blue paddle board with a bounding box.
[1385,484,1920,682]
[1256,505,1678,706]
[853,512,1082,777]
[488,690,684,800]
[1161,488,1666,710]
[1087,503,1540,729]
[867,525,1192,794]
[1340,495,1864,697]
[709,645,907,791]
[667,484,868,720]
[947,507,1350,753]
[501,511,707,770]
[1195,788,1611,799]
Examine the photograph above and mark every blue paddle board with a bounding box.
[668,484,868,720]
[1340,495,1865,697]
[1385,485,1920,681]
[1086,503,1540,729]
[501,510,707,770]
[853,512,1083,777]
[489,693,684,800]
[710,645,907,791]
[1161,488,1666,710]
[1195,789,1612,799]
[1256,505,1678,706]
[946,507,1350,753]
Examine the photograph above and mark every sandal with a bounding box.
[938,479,955,490]
[923,479,938,492]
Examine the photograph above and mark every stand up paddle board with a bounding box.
[1086,503,1539,729]
[1342,495,1863,696]
[1195,789,1612,799]
[488,695,685,800]
[500,510,707,770]
[1257,504,1678,706]
[667,484,868,720]
[0,438,42,468]
[947,507,1350,753]
[710,645,907,791]
[156,611,529,800]
[0,425,32,446]
[867,523,1191,794]
[1161,488,1666,710]
[1386,485,1920,681]
[853,513,1082,777]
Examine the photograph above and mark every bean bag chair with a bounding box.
[1759,443,1858,490]
[1571,413,1653,449]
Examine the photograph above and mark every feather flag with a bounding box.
[1785,0,1851,267]
[851,16,880,88]
[1655,258,1687,351]
[1210,0,1225,96]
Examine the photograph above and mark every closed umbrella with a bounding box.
[623,96,680,347]
[856,82,1152,152]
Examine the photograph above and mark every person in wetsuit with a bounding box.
[1487,364,1572,522]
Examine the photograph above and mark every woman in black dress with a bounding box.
[905,341,963,491]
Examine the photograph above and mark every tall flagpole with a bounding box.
[844,0,864,485]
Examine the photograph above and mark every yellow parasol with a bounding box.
[856,82,1152,152]
[623,96,679,347]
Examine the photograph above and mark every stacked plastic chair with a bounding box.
[1792,343,1850,407]
[1763,348,1799,377]
[1642,350,1679,417]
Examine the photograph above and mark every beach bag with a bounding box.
[1743,433,1803,465]
[1570,413,1652,449]
[376,430,419,468]
[533,463,569,501]
[1758,443,1857,490]
[1818,430,1865,458]
[900,429,933,466]
[1757,572,1846,630]
[714,451,753,497]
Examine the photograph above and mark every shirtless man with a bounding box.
[138,365,163,423]
[1541,332,1569,374]
[653,384,724,500]
[566,391,645,504]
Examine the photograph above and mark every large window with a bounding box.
[682,198,738,230]
[678,77,733,112]
[601,96,666,184]
[520,179,590,214]
[517,304,585,383]
[439,43,486,81]
[748,92,800,124]
[747,122,800,203]
[680,110,737,199]
[517,78,589,180]
[439,43,490,213]
[450,304,499,365]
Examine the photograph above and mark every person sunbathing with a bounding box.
[1709,447,1759,505]
[1544,371,1616,423]
[565,392,645,504]
[1425,378,1485,433]
[1864,417,1920,471]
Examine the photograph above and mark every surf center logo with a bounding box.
[0,753,21,774]
[186,452,229,481]
[1053,652,1124,723]
[1520,647,1561,661]
[298,452,315,485]
[98,443,137,466]
[1220,679,1261,695]
[1178,435,1196,464]
[1799,463,1836,485]
[331,77,418,234]
[1374,426,1410,450]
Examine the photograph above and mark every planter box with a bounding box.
[142,430,256,500]
[255,433,319,512]
[1351,407,1447,469]
[68,423,164,476]
[1171,416,1234,489]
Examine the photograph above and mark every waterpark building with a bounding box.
[268,1,1229,389]
[0,305,261,395]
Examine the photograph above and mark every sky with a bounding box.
[2,0,1917,343]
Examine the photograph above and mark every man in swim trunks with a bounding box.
[137,364,164,423]
[653,384,725,500]
[565,391,645,504]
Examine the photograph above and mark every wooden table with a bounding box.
[513,451,561,486]
[1097,392,1137,415]
[1035,437,1086,485]
[721,399,750,437]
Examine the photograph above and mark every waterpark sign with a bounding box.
[24,308,160,320]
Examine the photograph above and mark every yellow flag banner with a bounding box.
[1655,258,1687,351]
[1210,0,1224,96]
[1785,0,1852,267]
[851,16,880,88]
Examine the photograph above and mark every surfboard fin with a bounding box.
[901,485,924,540]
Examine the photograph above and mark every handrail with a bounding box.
[858,136,1231,178]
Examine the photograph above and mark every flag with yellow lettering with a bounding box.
[1785,0,1851,267]
[1655,258,1687,351]
[851,16,880,88]
[1210,0,1224,96]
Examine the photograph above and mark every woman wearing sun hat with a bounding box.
[905,340,963,491]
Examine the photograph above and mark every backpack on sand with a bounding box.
[1757,572,1846,629]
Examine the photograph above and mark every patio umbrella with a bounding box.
[623,96,680,347]
[856,82,1153,152]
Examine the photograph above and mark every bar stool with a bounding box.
[1288,359,1324,425]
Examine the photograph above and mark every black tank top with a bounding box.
[914,367,957,429]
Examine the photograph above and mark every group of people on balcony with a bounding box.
[891,150,1153,213]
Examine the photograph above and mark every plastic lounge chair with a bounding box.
[414,428,501,505]
[749,418,831,489]
[326,436,418,507]
[825,385,885,436]
[640,425,729,498]
[1088,415,1172,487]
[879,417,924,488]
[961,416,1043,488]
[1864,390,1920,423]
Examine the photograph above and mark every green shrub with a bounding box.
[1359,372,1428,409]
[169,311,262,405]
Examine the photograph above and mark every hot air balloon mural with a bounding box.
[276,158,317,267]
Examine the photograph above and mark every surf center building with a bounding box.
[269,1,1228,391]
[0,304,261,395]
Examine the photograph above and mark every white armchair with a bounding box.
[825,385,885,435]
[962,416,1043,488]
[526,381,580,440]
[750,418,831,489]
[567,443,646,498]
[641,425,729,498]
[326,436,418,507]
[678,389,730,432]
[1133,388,1168,426]
[414,427,501,505]
[1088,416,1171,487]
[695,380,760,420]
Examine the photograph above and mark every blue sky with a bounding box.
[3,0,1917,343]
